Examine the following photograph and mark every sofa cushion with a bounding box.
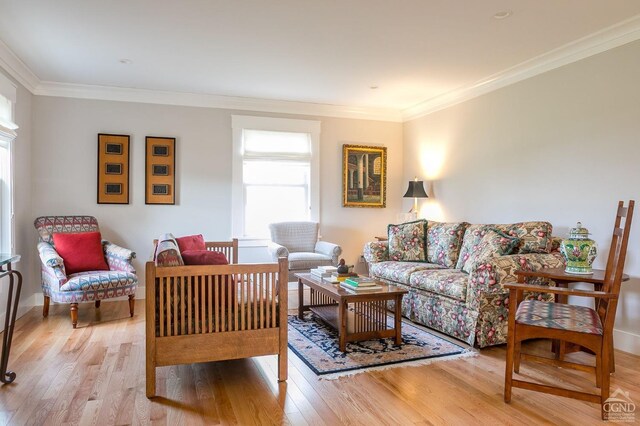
[181,249,228,265]
[288,252,332,270]
[456,224,491,269]
[409,269,469,302]
[370,261,443,283]
[388,219,428,262]
[493,221,553,254]
[462,229,520,273]
[175,234,206,252]
[52,231,109,275]
[154,233,184,266]
[426,221,468,268]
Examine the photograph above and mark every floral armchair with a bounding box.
[34,216,138,328]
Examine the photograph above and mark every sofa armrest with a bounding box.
[267,242,289,261]
[363,241,389,263]
[37,241,68,287]
[103,241,136,273]
[466,252,565,308]
[38,241,64,268]
[315,241,342,264]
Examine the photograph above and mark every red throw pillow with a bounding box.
[52,231,109,275]
[175,234,206,253]
[181,249,228,265]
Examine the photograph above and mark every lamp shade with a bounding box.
[403,180,428,198]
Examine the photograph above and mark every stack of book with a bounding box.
[310,265,338,279]
[340,276,382,292]
[323,271,358,283]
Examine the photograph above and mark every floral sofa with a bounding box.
[364,220,565,348]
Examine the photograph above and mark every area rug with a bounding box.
[288,311,475,379]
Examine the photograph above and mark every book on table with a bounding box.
[343,276,378,287]
[339,281,383,292]
[317,266,338,273]
[310,268,332,278]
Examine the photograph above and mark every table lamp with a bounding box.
[403,177,428,219]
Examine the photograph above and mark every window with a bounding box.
[0,74,17,253]
[232,116,320,239]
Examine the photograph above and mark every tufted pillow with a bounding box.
[52,231,109,275]
[461,229,520,273]
[388,219,428,262]
[426,221,469,268]
[154,233,184,266]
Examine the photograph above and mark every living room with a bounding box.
[0,1,639,424]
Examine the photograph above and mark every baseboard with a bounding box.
[32,286,147,307]
[613,328,640,355]
[0,293,38,333]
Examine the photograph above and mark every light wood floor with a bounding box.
[0,301,638,425]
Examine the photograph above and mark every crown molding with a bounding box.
[402,13,640,121]
[0,39,39,92]
[33,81,403,122]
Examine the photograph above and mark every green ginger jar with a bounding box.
[560,222,598,274]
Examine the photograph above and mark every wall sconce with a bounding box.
[403,177,428,219]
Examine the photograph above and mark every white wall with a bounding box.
[30,98,403,291]
[0,68,34,325]
[403,40,640,353]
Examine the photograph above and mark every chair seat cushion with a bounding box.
[288,252,333,270]
[60,271,138,292]
[409,269,468,301]
[515,300,603,335]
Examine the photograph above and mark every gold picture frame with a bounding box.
[97,133,130,204]
[145,136,176,204]
[342,144,386,208]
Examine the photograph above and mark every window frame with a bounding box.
[0,73,17,254]
[231,115,321,242]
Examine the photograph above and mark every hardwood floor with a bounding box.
[0,300,638,425]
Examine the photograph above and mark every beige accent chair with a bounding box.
[267,221,342,282]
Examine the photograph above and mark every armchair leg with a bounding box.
[95,300,101,308]
[128,294,135,317]
[70,303,78,328]
[43,296,50,317]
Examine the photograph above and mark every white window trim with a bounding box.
[0,74,17,253]
[231,115,321,241]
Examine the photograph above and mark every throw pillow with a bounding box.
[388,219,428,262]
[52,231,109,275]
[426,221,469,268]
[175,234,206,252]
[461,229,520,273]
[154,233,184,266]
[181,250,228,265]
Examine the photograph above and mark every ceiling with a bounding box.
[1,1,640,119]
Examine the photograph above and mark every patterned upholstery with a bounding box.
[34,215,138,304]
[426,221,468,268]
[409,269,468,302]
[370,261,442,284]
[288,252,333,270]
[516,300,603,335]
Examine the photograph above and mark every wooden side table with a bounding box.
[0,254,22,384]
[514,267,629,367]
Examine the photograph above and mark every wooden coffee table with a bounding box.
[296,273,408,352]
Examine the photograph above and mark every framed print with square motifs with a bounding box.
[97,133,130,204]
[145,136,176,204]
[342,144,386,208]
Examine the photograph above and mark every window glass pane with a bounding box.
[244,185,309,237]
[244,161,309,185]
[244,130,310,154]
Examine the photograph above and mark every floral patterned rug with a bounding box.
[288,311,474,378]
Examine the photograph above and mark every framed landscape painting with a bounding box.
[342,144,386,208]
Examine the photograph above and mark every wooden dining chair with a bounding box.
[503,200,634,420]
